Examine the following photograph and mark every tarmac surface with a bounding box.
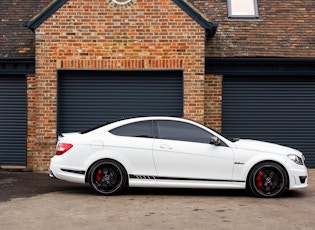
[0,168,314,230]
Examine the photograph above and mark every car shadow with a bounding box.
[125,187,246,196]
[60,186,306,199]
[0,170,88,202]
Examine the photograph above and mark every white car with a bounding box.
[50,117,308,198]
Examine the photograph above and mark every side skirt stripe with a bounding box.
[129,174,245,183]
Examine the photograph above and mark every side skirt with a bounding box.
[128,175,246,189]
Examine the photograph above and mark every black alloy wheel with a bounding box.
[248,162,288,198]
[88,159,127,195]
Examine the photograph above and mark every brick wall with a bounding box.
[26,74,37,168]
[204,74,222,132]
[28,0,206,170]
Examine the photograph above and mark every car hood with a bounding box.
[233,139,300,155]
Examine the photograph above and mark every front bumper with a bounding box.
[288,167,308,190]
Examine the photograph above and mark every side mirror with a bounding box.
[210,136,221,146]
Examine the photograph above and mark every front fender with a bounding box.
[232,149,291,182]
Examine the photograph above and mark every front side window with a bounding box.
[157,120,213,144]
[110,121,153,138]
[227,0,259,19]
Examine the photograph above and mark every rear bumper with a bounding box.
[49,162,86,184]
[49,170,57,179]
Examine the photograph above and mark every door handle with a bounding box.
[159,144,173,149]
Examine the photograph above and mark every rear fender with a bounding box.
[83,150,134,177]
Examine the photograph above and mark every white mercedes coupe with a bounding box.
[50,117,308,198]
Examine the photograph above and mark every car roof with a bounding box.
[84,116,196,134]
[106,116,190,128]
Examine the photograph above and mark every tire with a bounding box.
[88,159,127,195]
[248,162,288,198]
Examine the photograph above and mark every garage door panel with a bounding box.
[0,75,27,166]
[58,70,183,133]
[223,76,315,168]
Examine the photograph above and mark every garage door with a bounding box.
[57,70,183,133]
[222,76,315,168]
[0,75,27,166]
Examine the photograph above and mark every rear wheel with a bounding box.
[248,162,288,198]
[88,159,127,195]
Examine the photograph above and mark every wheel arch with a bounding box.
[83,149,135,181]
[245,160,290,190]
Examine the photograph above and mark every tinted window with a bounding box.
[110,121,153,138]
[157,120,213,143]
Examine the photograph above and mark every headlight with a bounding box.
[288,154,304,165]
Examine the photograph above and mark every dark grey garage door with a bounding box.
[58,70,183,133]
[223,76,315,168]
[0,75,27,166]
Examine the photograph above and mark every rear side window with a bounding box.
[109,121,153,138]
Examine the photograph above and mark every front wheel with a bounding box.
[88,159,127,195]
[248,162,288,198]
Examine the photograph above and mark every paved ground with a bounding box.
[0,169,314,230]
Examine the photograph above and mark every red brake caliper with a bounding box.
[256,171,263,188]
[96,169,102,182]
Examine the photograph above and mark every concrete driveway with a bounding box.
[0,169,314,230]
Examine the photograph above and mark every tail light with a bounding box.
[56,143,73,155]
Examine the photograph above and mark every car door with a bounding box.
[152,120,234,180]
